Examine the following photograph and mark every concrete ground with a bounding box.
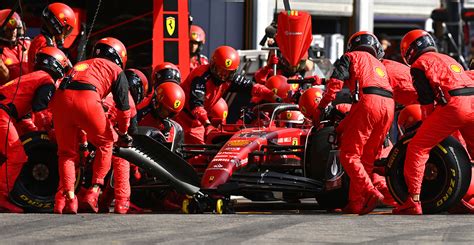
[1,208,473,244]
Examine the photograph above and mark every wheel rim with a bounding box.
[420,151,448,204]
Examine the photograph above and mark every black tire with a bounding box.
[305,126,349,209]
[9,131,58,213]
[386,135,471,214]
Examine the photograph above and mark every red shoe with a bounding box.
[114,198,130,214]
[0,196,23,213]
[78,188,100,213]
[128,202,144,214]
[63,196,78,214]
[359,189,384,215]
[342,200,363,214]
[54,192,66,214]
[392,197,422,215]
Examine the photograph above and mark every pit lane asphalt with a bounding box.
[1,209,473,244]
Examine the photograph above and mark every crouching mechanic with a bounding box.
[51,37,131,214]
[312,32,395,215]
[0,47,70,212]
[394,30,474,215]
[176,45,282,144]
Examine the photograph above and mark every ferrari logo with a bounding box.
[286,112,292,119]
[208,176,214,183]
[191,33,198,40]
[292,138,298,146]
[173,100,181,109]
[166,17,176,36]
[225,59,232,68]
[8,18,15,27]
[223,111,228,119]
[450,64,462,73]
[272,88,278,94]
[375,67,386,78]
[291,84,299,90]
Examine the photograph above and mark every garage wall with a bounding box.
[189,0,245,57]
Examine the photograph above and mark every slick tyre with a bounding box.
[305,126,349,209]
[386,135,472,214]
[9,131,58,213]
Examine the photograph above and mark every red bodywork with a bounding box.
[274,11,312,67]
[200,104,309,189]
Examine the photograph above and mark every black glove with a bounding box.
[117,133,133,148]
[274,96,283,103]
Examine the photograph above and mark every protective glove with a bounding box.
[268,54,279,66]
[117,133,133,148]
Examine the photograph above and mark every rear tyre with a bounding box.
[9,131,58,213]
[305,126,349,209]
[386,135,472,214]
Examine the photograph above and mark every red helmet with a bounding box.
[35,46,71,80]
[265,75,290,99]
[210,98,228,126]
[0,9,21,31]
[154,82,186,118]
[42,3,76,38]
[347,31,384,59]
[93,37,127,69]
[400,29,437,65]
[190,25,206,55]
[397,104,422,134]
[278,110,304,126]
[125,69,149,105]
[153,62,181,87]
[210,46,240,82]
[298,87,324,120]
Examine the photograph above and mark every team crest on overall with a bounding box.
[450,64,462,73]
[272,88,278,94]
[225,59,232,68]
[375,67,386,78]
[166,17,176,36]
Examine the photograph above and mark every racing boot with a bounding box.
[78,187,100,213]
[359,188,384,215]
[373,176,398,207]
[114,198,130,214]
[54,191,67,214]
[392,196,422,215]
[0,195,23,213]
[63,196,78,214]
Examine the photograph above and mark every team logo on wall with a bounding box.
[166,17,176,36]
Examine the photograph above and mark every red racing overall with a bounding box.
[28,33,55,72]
[51,58,131,194]
[0,70,56,212]
[317,51,395,213]
[382,59,418,106]
[404,52,474,196]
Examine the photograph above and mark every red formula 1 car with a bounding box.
[180,103,349,213]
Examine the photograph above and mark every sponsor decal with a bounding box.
[227,139,251,147]
[74,63,89,72]
[375,67,386,78]
[450,64,462,73]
